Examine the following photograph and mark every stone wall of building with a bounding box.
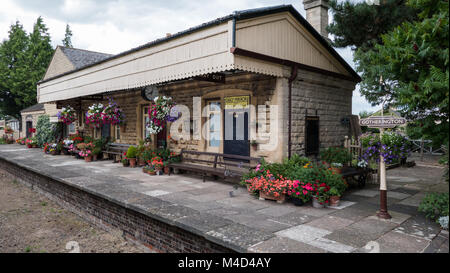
[290,69,355,156]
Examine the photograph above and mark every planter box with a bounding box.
[259,191,286,204]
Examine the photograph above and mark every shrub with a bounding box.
[320,147,352,165]
[35,115,55,147]
[418,192,449,221]
[126,145,137,158]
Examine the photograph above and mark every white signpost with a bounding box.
[359,115,407,219]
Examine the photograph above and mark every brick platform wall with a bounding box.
[0,158,234,253]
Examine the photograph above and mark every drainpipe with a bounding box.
[231,14,237,48]
[288,65,298,159]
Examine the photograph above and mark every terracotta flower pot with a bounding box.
[92,154,98,161]
[330,167,342,174]
[138,158,145,167]
[329,196,340,207]
[148,170,156,175]
[129,158,137,168]
[122,161,129,167]
[84,156,92,162]
[259,191,286,204]
[163,166,170,174]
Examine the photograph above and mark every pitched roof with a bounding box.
[39,5,360,84]
[21,103,45,113]
[59,46,112,70]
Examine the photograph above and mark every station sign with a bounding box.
[359,116,407,128]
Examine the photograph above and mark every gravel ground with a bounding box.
[0,169,143,253]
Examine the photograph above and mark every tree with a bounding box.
[356,0,449,145]
[328,0,417,52]
[0,21,29,119]
[62,24,73,48]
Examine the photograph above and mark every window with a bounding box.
[305,116,319,155]
[142,106,151,140]
[68,123,76,134]
[115,125,120,140]
[207,101,221,149]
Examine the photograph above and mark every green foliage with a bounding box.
[328,0,417,51]
[35,115,54,147]
[319,147,352,164]
[126,145,137,158]
[439,143,449,182]
[0,17,54,119]
[419,192,449,221]
[355,0,449,146]
[62,24,73,48]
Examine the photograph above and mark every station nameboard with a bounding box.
[359,116,407,128]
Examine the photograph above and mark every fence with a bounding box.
[344,136,362,162]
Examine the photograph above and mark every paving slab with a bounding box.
[206,223,274,252]
[269,212,316,226]
[175,213,233,233]
[256,205,298,217]
[350,189,379,198]
[386,191,411,200]
[324,226,380,248]
[397,192,426,207]
[367,210,411,225]
[308,237,355,253]
[393,215,441,241]
[248,236,327,253]
[330,206,374,222]
[327,200,356,210]
[306,215,355,232]
[275,224,331,243]
[375,230,430,253]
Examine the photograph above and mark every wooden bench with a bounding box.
[341,167,374,188]
[102,143,132,162]
[168,150,262,182]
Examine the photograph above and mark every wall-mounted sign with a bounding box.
[224,96,250,109]
[359,116,407,128]
[194,73,226,84]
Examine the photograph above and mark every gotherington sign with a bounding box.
[359,116,407,128]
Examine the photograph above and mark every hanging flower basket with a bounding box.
[57,106,77,125]
[146,96,179,134]
[103,98,126,126]
[85,103,105,128]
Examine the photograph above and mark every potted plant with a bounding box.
[49,143,60,155]
[287,180,313,206]
[330,162,343,174]
[150,156,164,174]
[163,161,170,174]
[251,140,258,151]
[92,146,101,161]
[79,149,92,162]
[126,146,138,168]
[121,157,129,167]
[147,165,156,175]
[320,147,352,171]
[329,187,341,207]
[311,183,330,208]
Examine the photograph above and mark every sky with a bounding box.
[0,0,378,114]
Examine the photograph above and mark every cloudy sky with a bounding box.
[0,0,377,114]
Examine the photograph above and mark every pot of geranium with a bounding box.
[121,158,129,167]
[163,161,170,174]
[79,150,92,162]
[328,187,341,207]
[151,156,164,174]
[287,180,312,206]
[126,146,137,168]
[312,183,330,208]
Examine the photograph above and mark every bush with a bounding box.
[126,145,137,158]
[418,192,449,221]
[320,147,352,165]
[35,115,55,147]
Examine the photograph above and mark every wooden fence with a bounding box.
[344,136,362,162]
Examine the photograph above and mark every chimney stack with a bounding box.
[303,0,329,38]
